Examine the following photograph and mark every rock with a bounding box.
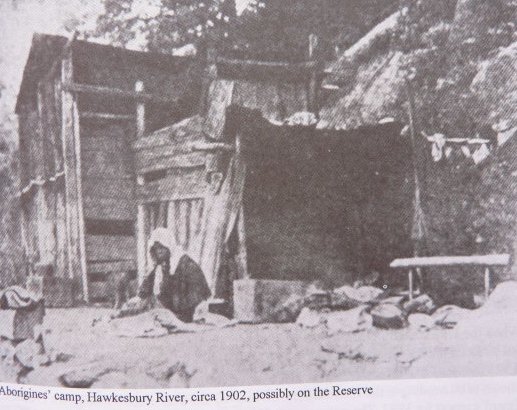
[471,41,517,127]
[321,339,381,362]
[304,292,331,310]
[382,296,406,306]
[325,306,372,335]
[269,295,307,323]
[0,359,21,384]
[193,301,232,327]
[59,363,113,388]
[167,363,196,388]
[296,307,326,328]
[352,271,381,288]
[371,304,407,329]
[14,339,46,369]
[0,339,15,360]
[408,313,435,331]
[395,347,427,366]
[91,371,162,389]
[403,294,436,315]
[432,305,472,329]
[331,285,384,309]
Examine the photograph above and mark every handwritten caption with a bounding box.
[0,384,374,406]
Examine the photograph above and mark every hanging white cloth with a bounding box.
[472,143,490,165]
[460,145,471,158]
[428,133,447,162]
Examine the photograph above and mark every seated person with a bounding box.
[137,227,211,322]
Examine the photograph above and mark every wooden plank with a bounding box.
[89,281,110,300]
[88,260,136,274]
[135,81,146,138]
[217,56,317,70]
[73,94,89,302]
[81,136,123,152]
[83,197,136,220]
[235,206,249,279]
[61,50,87,301]
[85,235,136,262]
[81,112,134,120]
[137,169,208,203]
[63,82,177,105]
[203,79,234,140]
[390,254,511,269]
[55,180,68,278]
[82,177,134,200]
[137,204,146,284]
[190,142,234,152]
[136,152,206,174]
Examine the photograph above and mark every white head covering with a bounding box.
[147,227,184,295]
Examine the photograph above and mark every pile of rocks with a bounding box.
[273,283,472,335]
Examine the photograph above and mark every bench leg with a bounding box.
[408,269,414,301]
[484,268,490,301]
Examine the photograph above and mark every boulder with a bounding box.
[403,294,436,315]
[321,338,385,362]
[382,296,406,306]
[432,305,472,328]
[331,285,384,309]
[269,295,307,323]
[371,304,407,329]
[296,307,326,329]
[408,313,435,331]
[167,363,196,388]
[59,363,114,388]
[91,371,162,389]
[471,41,517,127]
[193,301,233,327]
[325,306,372,335]
[14,339,46,369]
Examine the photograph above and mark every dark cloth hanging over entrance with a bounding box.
[237,110,414,286]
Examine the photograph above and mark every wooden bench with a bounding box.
[390,254,511,301]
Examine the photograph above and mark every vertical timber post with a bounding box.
[408,269,414,301]
[135,81,146,285]
[73,96,88,303]
[484,267,490,301]
[61,46,88,303]
[308,34,320,113]
[235,133,248,279]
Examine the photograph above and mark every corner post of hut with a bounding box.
[135,80,147,285]
[61,40,89,303]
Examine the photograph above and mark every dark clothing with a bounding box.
[138,254,211,322]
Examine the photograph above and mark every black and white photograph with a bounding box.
[0,0,516,397]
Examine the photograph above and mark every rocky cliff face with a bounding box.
[322,0,517,134]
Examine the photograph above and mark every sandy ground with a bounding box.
[14,287,517,389]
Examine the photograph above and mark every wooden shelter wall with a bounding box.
[73,46,201,132]
[18,71,69,280]
[80,120,137,269]
[240,118,413,287]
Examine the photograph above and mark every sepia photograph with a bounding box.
[0,0,516,394]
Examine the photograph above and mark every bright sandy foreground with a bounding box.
[6,282,517,389]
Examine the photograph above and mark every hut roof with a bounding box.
[15,33,196,114]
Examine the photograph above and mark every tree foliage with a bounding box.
[95,0,236,52]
